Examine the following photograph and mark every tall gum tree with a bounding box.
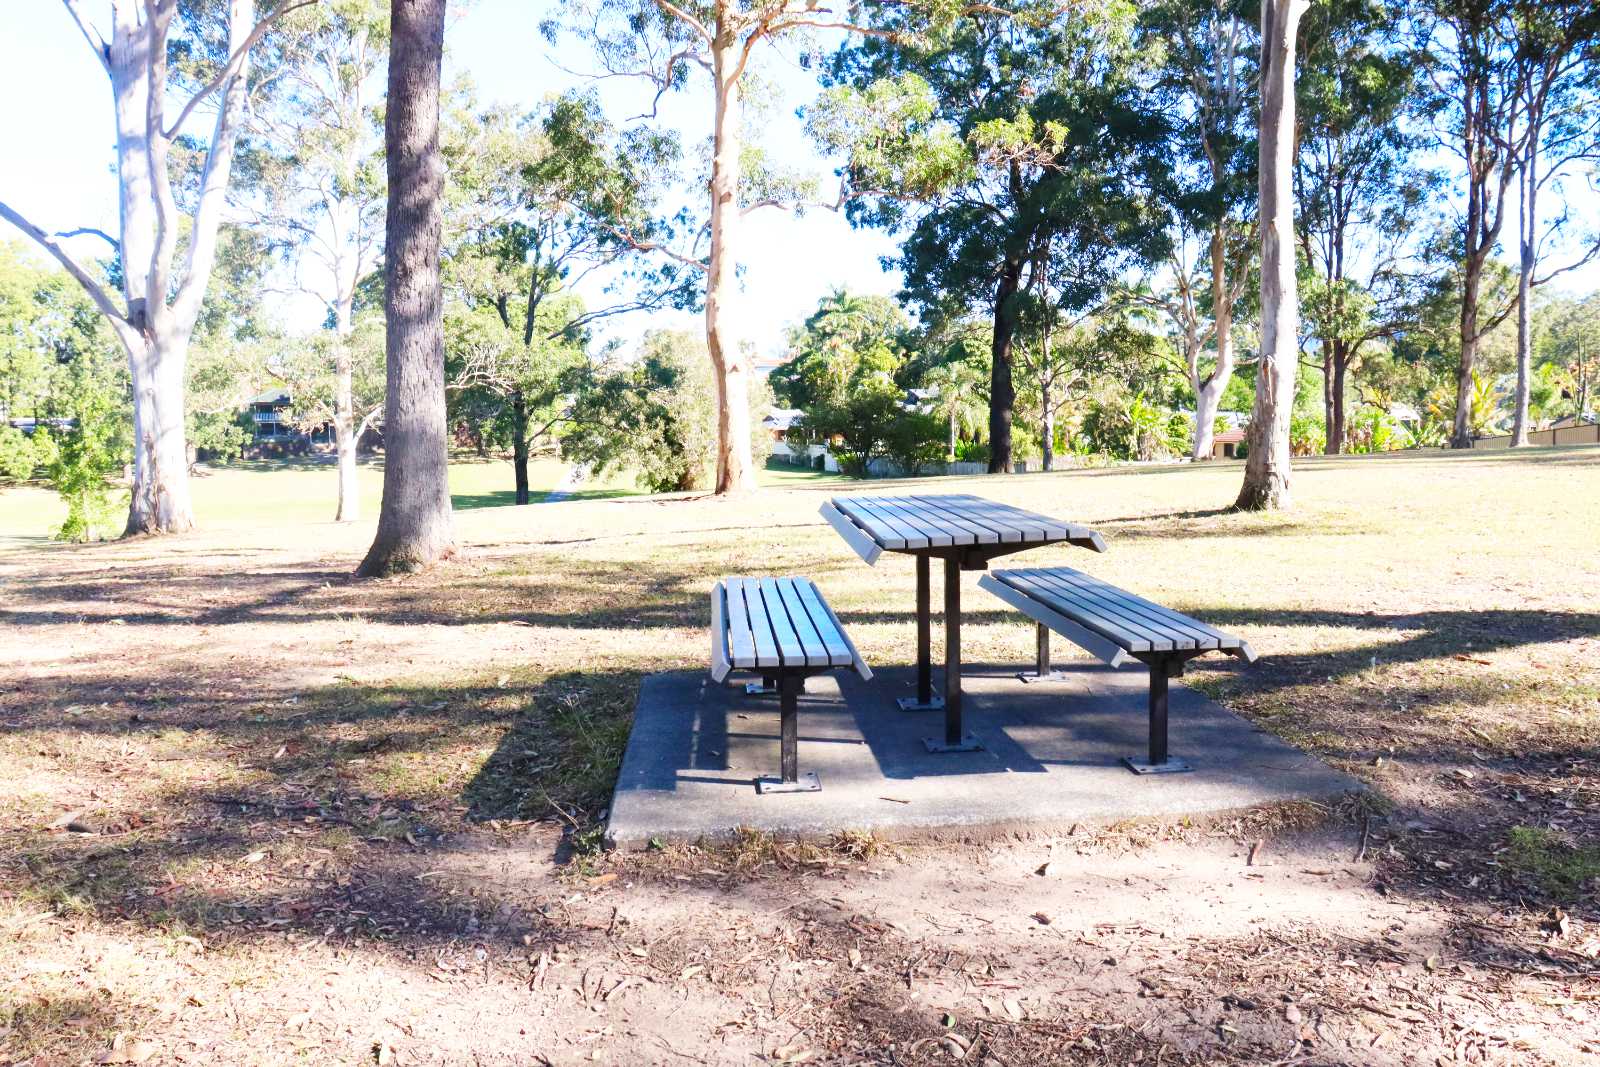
[1139,0,1259,462]
[546,0,1033,494]
[1506,2,1600,446]
[253,1,389,519]
[1235,0,1306,511]
[357,0,451,577]
[0,0,314,535]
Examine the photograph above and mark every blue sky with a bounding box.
[3,1,1595,360]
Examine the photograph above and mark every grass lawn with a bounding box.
[1,445,1597,1064]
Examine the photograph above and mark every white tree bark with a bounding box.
[3,0,290,535]
[1235,0,1305,511]
[1192,244,1237,462]
[705,8,758,495]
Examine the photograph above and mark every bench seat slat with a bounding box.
[735,578,782,668]
[999,570,1162,652]
[796,578,874,680]
[775,577,831,667]
[723,577,759,668]
[792,578,856,668]
[1037,568,1223,650]
[988,567,1253,662]
[1020,569,1197,651]
[758,578,807,668]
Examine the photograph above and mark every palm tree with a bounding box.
[923,361,987,462]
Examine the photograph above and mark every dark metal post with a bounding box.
[897,553,943,712]
[780,672,799,783]
[916,553,932,703]
[1147,660,1168,766]
[1036,622,1051,676]
[923,556,982,752]
[1122,654,1191,774]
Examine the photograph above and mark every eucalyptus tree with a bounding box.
[1505,2,1600,445]
[1137,0,1259,462]
[1235,0,1307,511]
[358,0,450,578]
[0,0,313,535]
[1294,0,1436,453]
[442,93,693,504]
[1413,0,1536,447]
[812,6,1170,473]
[252,0,389,519]
[544,0,1031,494]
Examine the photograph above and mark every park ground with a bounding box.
[1,447,1598,1065]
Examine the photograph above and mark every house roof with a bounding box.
[247,389,291,406]
[763,408,805,430]
[1212,428,1247,445]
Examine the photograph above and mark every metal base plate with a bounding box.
[756,772,821,794]
[744,682,779,696]
[896,696,945,712]
[1017,670,1071,684]
[1122,756,1193,775]
[923,733,984,754]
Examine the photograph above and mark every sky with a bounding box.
[2,1,1596,362]
[0,0,900,360]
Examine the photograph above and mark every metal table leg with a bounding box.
[925,555,982,752]
[897,552,944,712]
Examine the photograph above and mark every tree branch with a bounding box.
[53,226,120,252]
[60,0,111,75]
[164,0,319,140]
[0,199,129,328]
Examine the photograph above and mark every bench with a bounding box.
[710,577,872,794]
[976,567,1256,775]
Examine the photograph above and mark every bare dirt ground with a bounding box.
[2,449,1598,1065]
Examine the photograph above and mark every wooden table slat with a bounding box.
[863,496,963,546]
[736,578,783,667]
[832,498,911,550]
[876,495,993,545]
[846,497,935,549]
[941,493,1058,541]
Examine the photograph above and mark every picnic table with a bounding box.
[819,493,1106,752]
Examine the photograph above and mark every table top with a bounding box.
[822,493,1106,561]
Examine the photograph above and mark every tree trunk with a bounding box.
[125,333,196,535]
[1453,256,1483,448]
[1040,381,1055,473]
[1236,0,1305,512]
[988,256,1023,474]
[333,283,360,521]
[357,0,452,577]
[512,390,531,505]
[705,16,757,495]
[1512,134,1537,447]
[946,409,957,462]
[1191,237,1237,462]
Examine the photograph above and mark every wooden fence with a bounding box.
[1472,423,1600,450]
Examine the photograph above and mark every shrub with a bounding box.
[0,424,39,482]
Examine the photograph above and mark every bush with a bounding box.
[1290,413,1326,455]
[882,411,945,476]
[0,424,40,482]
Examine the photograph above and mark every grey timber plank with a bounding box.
[976,574,1131,668]
[996,570,1157,652]
[723,577,759,668]
[739,579,782,668]
[849,497,933,549]
[1042,568,1223,649]
[1020,569,1191,651]
[794,579,855,668]
[860,496,957,546]
[759,578,806,667]
[831,497,909,550]
[709,581,733,682]
[776,577,831,667]
[885,495,994,544]
[820,501,884,565]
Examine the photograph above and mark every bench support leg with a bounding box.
[1123,656,1192,775]
[757,672,821,794]
[896,554,945,712]
[1017,622,1069,683]
[925,555,982,753]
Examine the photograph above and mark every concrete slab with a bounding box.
[605,664,1361,848]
